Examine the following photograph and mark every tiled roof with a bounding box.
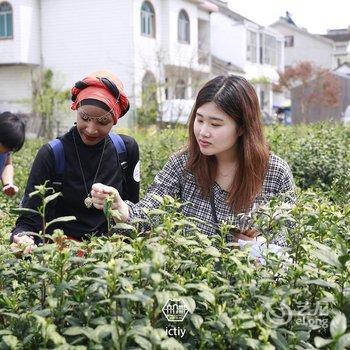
[211,55,245,74]
[208,0,258,25]
[322,32,350,42]
[271,18,334,45]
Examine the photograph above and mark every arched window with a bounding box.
[178,10,190,43]
[0,2,13,39]
[175,79,187,99]
[141,1,155,38]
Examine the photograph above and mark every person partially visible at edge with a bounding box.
[0,112,26,197]
[10,70,140,248]
[91,75,296,245]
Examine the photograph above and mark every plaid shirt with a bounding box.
[126,151,295,243]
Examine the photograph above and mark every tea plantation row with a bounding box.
[0,123,349,349]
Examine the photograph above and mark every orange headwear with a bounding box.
[71,70,129,124]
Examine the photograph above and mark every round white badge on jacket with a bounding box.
[133,161,140,182]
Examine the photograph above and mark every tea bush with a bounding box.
[0,123,349,349]
[266,123,350,204]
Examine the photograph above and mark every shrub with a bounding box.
[0,190,350,348]
[0,123,349,348]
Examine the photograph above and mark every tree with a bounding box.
[137,71,159,127]
[274,61,341,122]
[32,69,69,139]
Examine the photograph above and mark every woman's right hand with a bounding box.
[12,233,37,254]
[91,183,130,222]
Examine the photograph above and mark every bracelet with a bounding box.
[3,183,10,187]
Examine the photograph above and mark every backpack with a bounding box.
[48,133,128,197]
[0,152,9,175]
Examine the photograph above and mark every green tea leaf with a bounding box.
[43,192,62,205]
[45,215,76,228]
[191,314,203,329]
[10,207,39,215]
[161,337,185,350]
[337,333,350,349]
[330,313,347,338]
[134,335,152,350]
[198,290,215,305]
[314,336,333,347]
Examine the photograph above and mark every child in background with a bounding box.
[0,112,26,196]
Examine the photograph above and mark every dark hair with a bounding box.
[186,75,270,213]
[0,112,26,152]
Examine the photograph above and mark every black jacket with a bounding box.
[11,127,139,241]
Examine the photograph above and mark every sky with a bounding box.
[227,0,350,34]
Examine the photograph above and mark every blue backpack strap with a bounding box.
[48,139,65,190]
[109,133,128,173]
[0,152,8,175]
[109,133,128,198]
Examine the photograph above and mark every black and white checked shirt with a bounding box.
[126,151,296,242]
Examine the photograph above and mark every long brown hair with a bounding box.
[186,75,269,213]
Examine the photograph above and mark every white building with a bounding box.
[270,16,334,69]
[0,0,217,127]
[210,2,285,115]
[322,28,350,68]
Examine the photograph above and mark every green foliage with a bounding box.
[32,69,70,139]
[137,82,158,127]
[135,126,187,196]
[266,123,350,204]
[0,190,349,348]
[0,122,349,348]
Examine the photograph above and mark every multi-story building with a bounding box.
[0,0,40,115]
[210,1,285,115]
[323,28,350,68]
[270,15,334,69]
[0,0,217,126]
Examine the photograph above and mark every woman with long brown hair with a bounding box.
[91,75,295,243]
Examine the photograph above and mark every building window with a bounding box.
[335,44,347,52]
[141,1,155,37]
[0,2,13,39]
[247,30,257,63]
[165,77,169,100]
[259,90,265,109]
[259,33,263,64]
[285,35,294,47]
[264,34,277,66]
[178,10,190,43]
[175,79,187,99]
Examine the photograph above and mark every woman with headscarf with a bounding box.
[10,70,140,247]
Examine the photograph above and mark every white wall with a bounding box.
[133,0,163,106]
[0,65,33,113]
[133,0,210,106]
[0,0,40,64]
[41,0,135,96]
[272,23,333,69]
[210,12,246,68]
[167,0,201,69]
[1,0,212,120]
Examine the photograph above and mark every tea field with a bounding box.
[0,123,349,349]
